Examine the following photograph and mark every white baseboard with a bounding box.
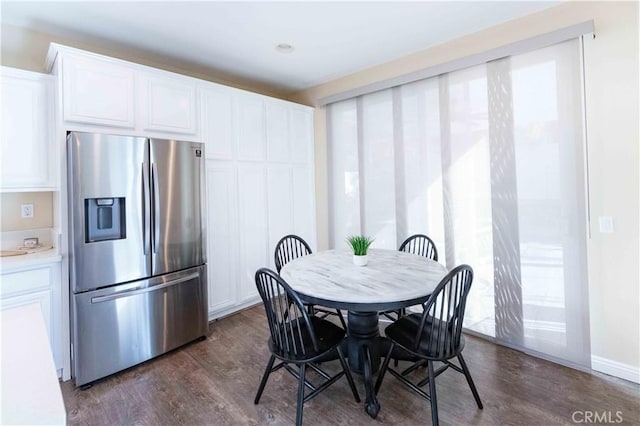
[591,355,640,384]
[208,297,261,322]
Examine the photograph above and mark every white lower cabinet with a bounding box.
[205,161,317,320]
[205,163,238,316]
[205,160,317,319]
[0,261,62,375]
[236,164,269,303]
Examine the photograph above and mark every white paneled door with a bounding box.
[205,163,238,314]
[235,95,265,161]
[141,74,197,135]
[62,54,135,128]
[1,67,55,189]
[236,164,268,302]
[201,87,234,160]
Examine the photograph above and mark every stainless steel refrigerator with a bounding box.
[67,132,208,387]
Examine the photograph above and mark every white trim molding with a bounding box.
[591,355,640,384]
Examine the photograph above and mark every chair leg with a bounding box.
[296,363,306,426]
[337,346,360,402]
[374,343,395,394]
[336,309,347,330]
[254,354,276,404]
[427,361,439,426]
[457,354,483,409]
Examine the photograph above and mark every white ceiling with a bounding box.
[1,1,560,93]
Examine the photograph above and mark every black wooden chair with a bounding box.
[374,264,483,426]
[274,234,347,329]
[381,234,439,322]
[254,268,360,426]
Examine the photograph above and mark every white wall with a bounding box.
[291,2,639,379]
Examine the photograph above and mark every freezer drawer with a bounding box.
[72,266,207,386]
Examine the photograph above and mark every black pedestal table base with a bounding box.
[347,311,384,418]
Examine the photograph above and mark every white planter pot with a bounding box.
[353,254,368,266]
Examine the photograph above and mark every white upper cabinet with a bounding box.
[61,53,135,129]
[266,102,290,163]
[48,44,199,140]
[139,74,197,135]
[1,67,55,190]
[290,108,313,164]
[200,86,233,160]
[235,94,265,161]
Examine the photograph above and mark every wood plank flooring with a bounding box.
[61,306,640,425]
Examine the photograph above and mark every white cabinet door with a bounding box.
[62,54,135,128]
[0,265,59,371]
[141,74,198,135]
[0,68,53,189]
[290,108,313,164]
[267,166,294,269]
[205,162,238,314]
[237,164,268,302]
[292,166,317,250]
[266,102,289,163]
[201,87,233,159]
[235,95,265,161]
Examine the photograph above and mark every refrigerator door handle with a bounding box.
[142,163,151,255]
[90,272,199,304]
[151,162,160,254]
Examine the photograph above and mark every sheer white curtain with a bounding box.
[327,38,590,367]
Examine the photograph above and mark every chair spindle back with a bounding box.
[414,264,473,357]
[255,268,318,357]
[399,234,438,261]
[274,235,312,273]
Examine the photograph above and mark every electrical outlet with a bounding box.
[21,204,34,219]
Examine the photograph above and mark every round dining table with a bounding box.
[280,248,447,418]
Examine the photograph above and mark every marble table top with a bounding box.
[280,249,448,310]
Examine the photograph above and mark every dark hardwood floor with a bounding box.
[61,306,640,425]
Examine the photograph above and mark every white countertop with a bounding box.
[0,303,66,425]
[280,248,447,304]
[0,249,62,274]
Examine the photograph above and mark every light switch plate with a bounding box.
[21,204,34,218]
[598,216,614,233]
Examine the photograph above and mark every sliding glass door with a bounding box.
[327,38,590,367]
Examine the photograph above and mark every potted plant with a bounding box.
[347,235,374,266]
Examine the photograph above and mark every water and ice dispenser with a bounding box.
[84,198,126,242]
